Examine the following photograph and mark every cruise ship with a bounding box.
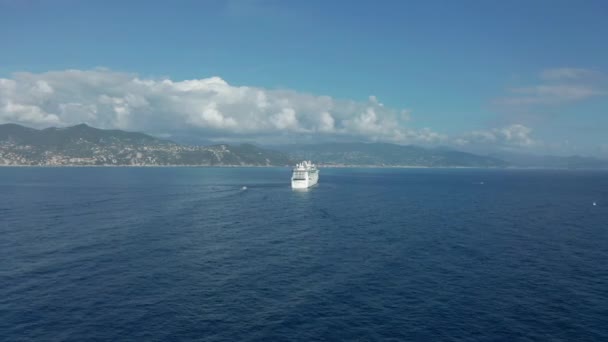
[291,161,319,189]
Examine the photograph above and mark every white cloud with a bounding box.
[540,68,600,81]
[458,124,536,148]
[318,111,335,132]
[498,84,605,105]
[0,68,441,144]
[496,67,606,106]
[0,69,550,152]
[3,101,60,125]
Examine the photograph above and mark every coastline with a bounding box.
[1,164,606,170]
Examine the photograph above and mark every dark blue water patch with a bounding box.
[1,167,607,341]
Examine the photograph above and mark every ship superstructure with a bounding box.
[291,161,319,189]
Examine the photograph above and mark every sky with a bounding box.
[1,0,607,156]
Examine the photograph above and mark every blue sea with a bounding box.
[1,167,607,341]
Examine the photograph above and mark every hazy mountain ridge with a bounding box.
[0,124,290,166]
[2,124,607,168]
[489,151,608,169]
[277,142,508,167]
[276,143,608,169]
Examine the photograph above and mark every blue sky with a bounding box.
[1,0,607,156]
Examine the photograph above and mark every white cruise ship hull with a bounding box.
[291,161,319,189]
[291,173,318,189]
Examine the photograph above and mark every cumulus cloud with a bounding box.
[0,68,443,144]
[0,69,547,152]
[456,124,536,148]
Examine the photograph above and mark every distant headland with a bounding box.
[1,123,607,169]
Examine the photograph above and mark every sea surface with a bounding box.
[1,167,607,341]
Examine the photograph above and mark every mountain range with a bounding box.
[1,123,607,168]
[0,123,289,166]
[275,142,507,167]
